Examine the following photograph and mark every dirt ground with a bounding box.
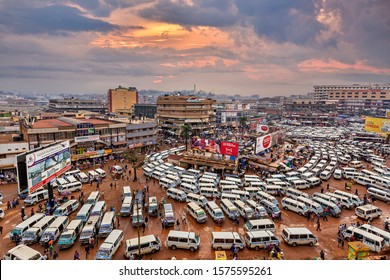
[1,161,389,260]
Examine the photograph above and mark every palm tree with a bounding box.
[239,116,248,135]
[181,124,193,151]
[122,148,144,182]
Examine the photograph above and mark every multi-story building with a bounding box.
[19,116,127,161]
[48,98,106,113]
[157,95,216,137]
[134,104,157,119]
[108,86,138,113]
[283,98,337,113]
[126,120,158,153]
[0,142,29,171]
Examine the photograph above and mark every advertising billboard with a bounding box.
[74,135,100,143]
[26,141,71,193]
[192,138,221,153]
[220,142,239,156]
[365,116,390,134]
[256,124,269,133]
[255,134,272,154]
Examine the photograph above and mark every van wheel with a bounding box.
[171,245,177,250]
[284,206,288,210]
[292,242,297,247]
[298,212,302,216]
[151,249,156,254]
[254,246,260,251]
[189,247,195,252]
[346,237,350,242]
[217,246,223,250]
[309,242,314,247]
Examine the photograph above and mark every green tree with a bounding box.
[122,148,144,182]
[181,124,193,151]
[239,116,248,135]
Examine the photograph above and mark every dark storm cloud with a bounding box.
[138,0,238,28]
[234,0,325,45]
[325,0,390,67]
[0,4,117,35]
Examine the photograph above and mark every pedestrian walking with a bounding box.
[176,219,180,230]
[145,216,149,226]
[320,187,324,194]
[337,236,342,248]
[320,250,325,260]
[53,251,59,260]
[110,183,113,189]
[0,225,3,235]
[142,222,146,233]
[182,212,186,224]
[341,239,345,249]
[49,244,54,258]
[327,183,330,191]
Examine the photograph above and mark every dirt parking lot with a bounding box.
[1,161,389,260]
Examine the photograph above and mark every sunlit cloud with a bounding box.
[298,59,390,74]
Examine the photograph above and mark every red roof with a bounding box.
[32,119,72,128]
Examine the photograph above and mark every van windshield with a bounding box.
[60,233,72,240]
[97,248,110,258]
[23,231,36,238]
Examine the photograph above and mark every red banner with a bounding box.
[220,142,239,156]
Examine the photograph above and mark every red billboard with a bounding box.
[220,142,239,156]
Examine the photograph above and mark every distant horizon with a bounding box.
[0,1,389,96]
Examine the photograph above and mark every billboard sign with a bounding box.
[255,134,272,154]
[365,117,390,134]
[220,142,239,156]
[74,135,100,143]
[192,138,221,153]
[27,141,71,193]
[256,124,269,133]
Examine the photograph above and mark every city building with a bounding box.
[0,142,29,171]
[134,104,157,119]
[108,86,138,113]
[48,97,106,113]
[313,84,390,101]
[156,95,216,137]
[19,116,127,161]
[283,98,337,113]
[126,120,158,153]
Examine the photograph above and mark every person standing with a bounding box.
[85,244,90,259]
[73,251,80,260]
[0,225,3,235]
[53,251,59,260]
[320,250,325,260]
[316,220,321,231]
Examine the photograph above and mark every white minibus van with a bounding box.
[225,177,243,187]
[180,182,199,194]
[355,204,382,221]
[233,199,254,220]
[95,229,124,260]
[98,211,116,238]
[24,189,49,206]
[167,230,200,251]
[334,190,363,206]
[91,201,107,217]
[200,187,220,198]
[120,196,133,217]
[186,193,207,207]
[211,232,245,251]
[245,231,279,250]
[39,216,69,245]
[220,199,239,220]
[75,204,93,224]
[3,245,42,260]
[22,216,56,245]
[77,172,89,183]
[125,235,161,258]
[245,199,268,219]
[296,197,323,216]
[281,197,309,216]
[122,186,132,201]
[367,187,390,203]
[186,202,207,223]
[285,188,310,200]
[205,201,224,223]
[9,214,45,241]
[167,188,187,202]
[86,191,101,205]
[57,181,82,194]
[281,227,317,247]
[53,200,79,217]
[244,219,276,233]
[256,191,279,206]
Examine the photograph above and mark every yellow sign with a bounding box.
[386,110,390,118]
[365,116,390,134]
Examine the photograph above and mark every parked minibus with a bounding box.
[367,187,390,203]
[86,191,101,205]
[53,200,79,217]
[167,230,200,251]
[281,227,317,247]
[211,232,245,250]
[186,202,207,223]
[57,220,83,249]
[98,211,116,238]
[125,235,161,258]
[39,216,69,245]
[205,201,225,223]
[245,231,279,250]
[220,199,239,220]
[95,230,124,260]
[2,245,42,260]
[22,216,56,245]
[244,219,276,233]
[281,197,309,216]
